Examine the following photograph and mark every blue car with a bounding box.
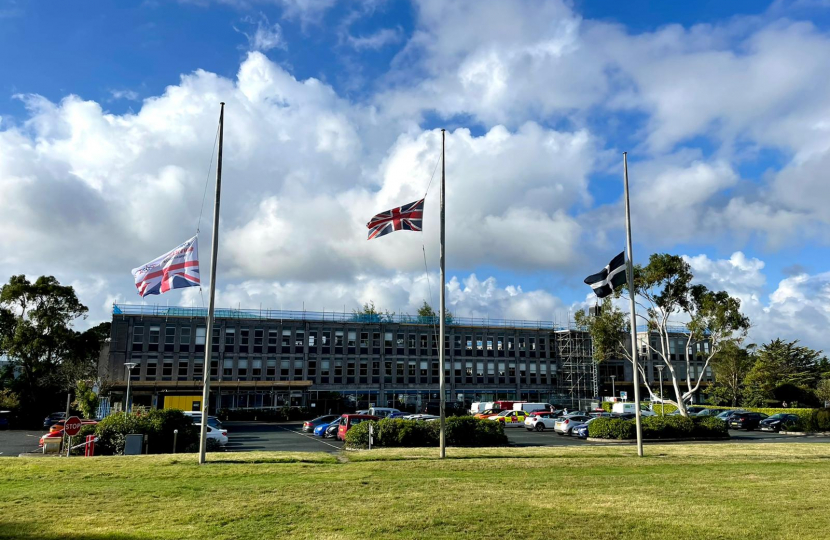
[577,417,601,439]
[314,416,342,437]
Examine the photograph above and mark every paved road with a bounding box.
[2,422,827,456]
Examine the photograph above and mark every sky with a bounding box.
[1,0,830,352]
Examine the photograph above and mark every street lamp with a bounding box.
[610,375,616,398]
[124,362,137,414]
[656,365,665,416]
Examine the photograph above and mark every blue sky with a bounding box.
[1,0,830,350]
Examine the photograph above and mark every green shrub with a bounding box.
[443,416,508,447]
[691,416,728,438]
[600,402,612,413]
[344,420,375,449]
[379,418,438,447]
[345,417,507,449]
[588,418,635,440]
[651,403,679,415]
[641,415,695,439]
[95,410,197,455]
[68,424,99,455]
[816,409,830,431]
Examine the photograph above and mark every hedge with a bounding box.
[345,416,508,449]
[588,416,728,440]
[94,409,198,455]
[649,403,824,428]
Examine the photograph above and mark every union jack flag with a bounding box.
[366,198,425,240]
[131,236,200,297]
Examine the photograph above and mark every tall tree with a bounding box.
[0,275,98,421]
[417,301,453,322]
[743,339,825,407]
[577,254,750,416]
[705,342,755,407]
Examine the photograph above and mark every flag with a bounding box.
[584,251,626,298]
[366,198,424,240]
[132,236,200,297]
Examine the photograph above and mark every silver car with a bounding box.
[554,414,591,435]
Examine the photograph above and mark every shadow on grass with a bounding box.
[0,522,146,540]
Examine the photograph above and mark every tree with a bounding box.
[0,275,108,423]
[577,254,750,416]
[705,342,755,407]
[816,379,830,408]
[416,301,453,322]
[743,339,825,407]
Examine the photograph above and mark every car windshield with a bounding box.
[497,410,512,416]
[767,414,786,420]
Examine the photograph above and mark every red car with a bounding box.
[336,414,379,441]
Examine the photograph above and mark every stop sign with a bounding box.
[64,416,82,437]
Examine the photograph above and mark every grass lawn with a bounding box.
[1,444,829,539]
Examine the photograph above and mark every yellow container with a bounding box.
[163,395,202,412]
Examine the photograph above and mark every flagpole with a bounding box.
[623,151,644,457]
[439,128,447,459]
[199,102,224,465]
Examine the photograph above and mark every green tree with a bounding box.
[416,301,453,322]
[0,275,108,422]
[743,339,825,407]
[816,378,830,408]
[705,342,755,407]
[74,380,99,419]
[577,254,750,416]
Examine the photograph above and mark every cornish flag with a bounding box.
[366,198,424,240]
[584,251,627,298]
[132,236,200,297]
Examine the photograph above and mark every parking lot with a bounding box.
[2,422,827,457]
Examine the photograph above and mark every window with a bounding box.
[225,328,235,345]
[295,330,305,348]
[307,360,316,378]
[397,333,405,347]
[360,332,369,348]
[487,337,493,351]
[372,361,380,377]
[223,358,233,377]
[180,327,191,345]
[497,337,504,351]
[372,332,380,348]
[507,337,514,351]
[420,361,428,377]
[348,331,356,347]
[193,358,204,379]
[322,331,330,346]
[282,330,291,346]
[308,331,317,347]
[538,337,545,351]
[476,337,483,351]
[254,329,264,346]
[421,335,428,349]
[488,362,495,376]
[240,328,250,347]
[162,357,173,378]
[294,360,303,378]
[133,325,144,344]
[149,326,160,344]
[454,361,462,378]
[335,361,343,377]
[385,361,393,376]
[210,357,219,377]
[465,362,473,377]
[465,336,472,350]
[498,363,506,377]
[359,360,368,377]
[454,335,462,349]
[476,362,484,377]
[519,363,526,378]
[335,331,344,346]
[396,361,404,382]
[408,334,416,348]
[252,359,262,377]
[178,359,189,377]
[321,360,330,377]
[268,330,278,346]
[165,327,176,345]
[347,360,356,377]
[529,337,536,351]
[385,332,393,348]
[408,362,416,377]
[266,358,276,377]
[237,358,248,377]
[519,337,526,351]
[530,363,537,381]
[508,362,516,378]
[280,359,290,379]
[146,357,158,379]
[212,328,220,352]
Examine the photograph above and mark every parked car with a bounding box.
[729,412,769,430]
[716,410,748,424]
[525,413,557,432]
[694,408,720,417]
[185,414,224,430]
[0,411,10,430]
[337,414,379,441]
[314,416,342,437]
[577,416,603,439]
[303,415,341,433]
[205,425,228,446]
[43,412,66,429]
[474,409,502,420]
[324,420,341,439]
[402,414,440,421]
[667,406,707,416]
[512,402,553,413]
[368,408,402,419]
[488,410,528,427]
[554,415,591,435]
[759,414,800,432]
[612,403,656,416]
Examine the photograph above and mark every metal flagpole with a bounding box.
[439,128,447,459]
[623,151,644,457]
[199,102,225,465]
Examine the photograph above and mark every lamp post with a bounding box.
[610,375,616,398]
[656,365,665,416]
[124,362,137,414]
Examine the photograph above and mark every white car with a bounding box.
[554,415,592,435]
[524,412,558,432]
[205,425,228,446]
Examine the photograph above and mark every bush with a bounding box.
[95,409,197,455]
[588,418,635,440]
[345,417,508,449]
[641,415,695,439]
[68,424,99,455]
[692,416,728,438]
[651,403,678,415]
[816,409,830,431]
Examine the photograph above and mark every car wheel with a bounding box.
[535,423,544,432]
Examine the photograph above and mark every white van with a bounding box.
[469,402,487,415]
[513,402,553,413]
[611,402,656,416]
[368,407,401,418]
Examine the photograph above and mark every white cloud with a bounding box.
[238,14,287,52]
[347,27,403,50]
[109,89,140,101]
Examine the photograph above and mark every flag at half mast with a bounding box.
[132,235,200,297]
[584,251,626,298]
[366,198,424,240]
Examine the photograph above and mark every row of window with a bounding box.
[126,356,558,384]
[131,325,553,352]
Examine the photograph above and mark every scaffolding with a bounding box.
[555,315,598,410]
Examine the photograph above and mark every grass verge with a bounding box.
[1,444,829,539]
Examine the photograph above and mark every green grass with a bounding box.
[1,444,829,539]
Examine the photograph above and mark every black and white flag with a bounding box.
[584,251,627,298]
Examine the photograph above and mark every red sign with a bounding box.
[64,416,82,437]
